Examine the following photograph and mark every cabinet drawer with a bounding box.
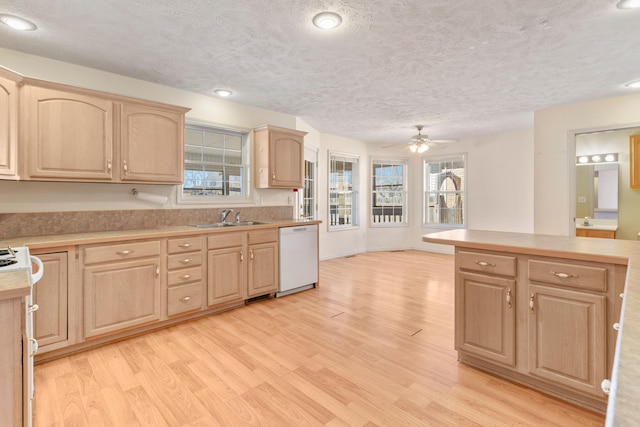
[528,259,607,292]
[207,232,244,249]
[248,229,278,245]
[83,240,161,264]
[167,266,202,286]
[458,250,517,277]
[168,236,203,254]
[167,283,202,316]
[167,252,203,270]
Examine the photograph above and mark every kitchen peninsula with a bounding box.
[423,229,640,425]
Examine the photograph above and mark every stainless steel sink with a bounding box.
[190,223,235,228]
[190,221,271,228]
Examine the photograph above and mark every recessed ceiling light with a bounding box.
[312,12,342,30]
[625,80,640,89]
[0,14,37,31]
[617,0,640,9]
[214,89,232,97]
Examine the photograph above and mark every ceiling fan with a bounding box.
[384,125,457,153]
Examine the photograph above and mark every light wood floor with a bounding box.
[33,251,605,426]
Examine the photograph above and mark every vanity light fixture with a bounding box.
[617,0,640,9]
[576,153,618,165]
[0,13,37,31]
[214,89,233,97]
[312,12,342,30]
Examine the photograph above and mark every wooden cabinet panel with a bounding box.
[575,228,615,239]
[167,252,203,270]
[0,70,20,179]
[631,135,640,189]
[528,259,607,292]
[0,298,23,426]
[207,247,244,306]
[167,266,202,286]
[84,258,161,338]
[457,271,516,366]
[167,236,203,254]
[254,125,307,188]
[528,284,606,397]
[22,84,114,180]
[83,240,160,265]
[32,252,68,350]
[458,250,516,277]
[247,242,278,298]
[120,103,184,183]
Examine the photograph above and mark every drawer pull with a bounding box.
[506,289,512,308]
[240,252,244,262]
[180,258,193,264]
[601,379,611,395]
[178,243,192,248]
[250,250,254,261]
[181,274,191,280]
[155,265,160,278]
[550,271,578,279]
[116,250,134,256]
[613,323,621,331]
[529,294,535,312]
[180,296,192,302]
[272,171,276,182]
[475,260,496,267]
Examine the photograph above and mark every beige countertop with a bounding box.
[423,229,640,426]
[0,270,31,301]
[1,219,321,250]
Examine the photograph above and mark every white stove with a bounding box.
[0,245,43,427]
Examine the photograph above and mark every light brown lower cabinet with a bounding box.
[207,232,245,306]
[81,240,162,338]
[455,247,625,412]
[247,229,278,298]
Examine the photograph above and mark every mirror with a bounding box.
[575,163,618,220]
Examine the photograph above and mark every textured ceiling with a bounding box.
[1,0,639,145]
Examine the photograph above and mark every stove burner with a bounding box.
[0,259,18,267]
[0,248,17,256]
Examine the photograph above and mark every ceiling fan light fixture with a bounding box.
[312,12,342,30]
[214,89,233,97]
[0,13,37,30]
[418,143,429,153]
[625,80,640,89]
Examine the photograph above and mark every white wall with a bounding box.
[534,93,640,235]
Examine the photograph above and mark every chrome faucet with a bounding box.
[235,211,241,223]
[583,216,591,226]
[220,209,233,223]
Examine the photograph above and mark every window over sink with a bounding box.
[179,123,249,204]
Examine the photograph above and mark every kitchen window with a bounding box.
[423,155,466,228]
[179,123,249,203]
[328,151,359,230]
[301,159,316,220]
[370,157,408,226]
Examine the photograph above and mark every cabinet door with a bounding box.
[270,130,304,187]
[528,284,606,397]
[120,103,184,183]
[457,272,516,366]
[32,252,68,351]
[84,258,161,338]
[630,135,640,189]
[23,85,114,180]
[247,242,277,298]
[207,247,244,306]
[0,73,19,179]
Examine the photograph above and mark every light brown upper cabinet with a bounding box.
[20,78,189,184]
[631,135,640,189]
[0,68,22,180]
[254,125,307,188]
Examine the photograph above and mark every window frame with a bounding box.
[370,156,409,227]
[178,122,251,205]
[328,150,359,231]
[422,154,467,229]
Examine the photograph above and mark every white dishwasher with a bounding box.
[277,224,318,297]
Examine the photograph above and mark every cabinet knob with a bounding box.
[178,243,192,248]
[613,323,621,331]
[601,379,611,395]
[116,250,134,256]
[107,159,112,172]
[123,160,129,174]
